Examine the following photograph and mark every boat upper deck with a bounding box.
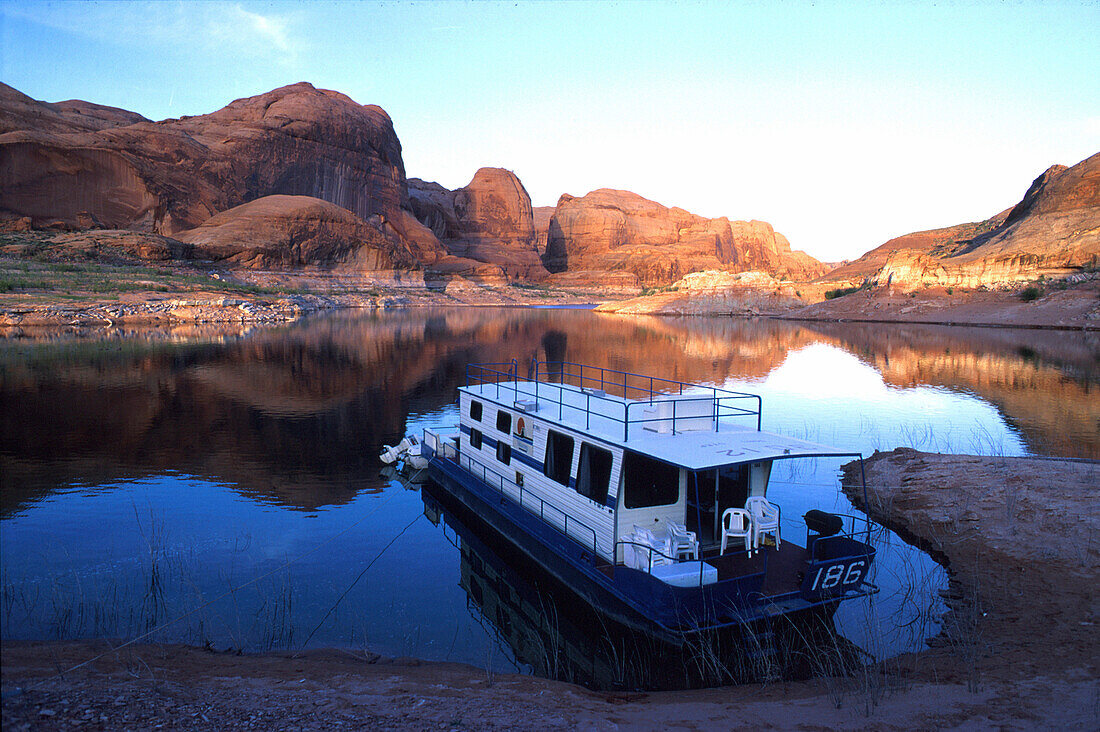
[462,361,855,470]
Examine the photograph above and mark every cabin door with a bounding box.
[687,470,717,544]
[687,465,750,548]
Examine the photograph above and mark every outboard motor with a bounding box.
[379,436,414,464]
[804,509,844,537]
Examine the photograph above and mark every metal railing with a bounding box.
[614,538,767,587]
[440,445,602,563]
[466,360,762,441]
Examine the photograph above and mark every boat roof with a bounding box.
[461,377,857,471]
[618,426,857,471]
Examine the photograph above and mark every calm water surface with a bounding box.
[2,309,1097,687]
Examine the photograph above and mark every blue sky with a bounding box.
[2,1,1097,261]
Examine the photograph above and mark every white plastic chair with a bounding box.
[632,525,672,569]
[666,522,699,561]
[746,496,781,550]
[720,508,754,555]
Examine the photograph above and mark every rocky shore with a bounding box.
[0,287,599,329]
[595,271,1100,330]
[0,256,611,330]
[3,451,1096,730]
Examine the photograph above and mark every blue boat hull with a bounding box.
[428,453,870,643]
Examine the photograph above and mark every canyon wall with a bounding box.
[408,168,549,279]
[543,189,827,287]
[1,82,828,285]
[823,153,1100,289]
[0,81,445,269]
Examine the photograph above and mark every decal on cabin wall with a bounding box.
[513,417,534,455]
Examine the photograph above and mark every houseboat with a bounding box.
[422,361,878,643]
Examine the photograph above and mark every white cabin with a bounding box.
[426,362,848,570]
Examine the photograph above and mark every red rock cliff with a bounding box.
[823,152,1100,289]
[543,189,826,286]
[0,82,444,264]
[408,168,548,279]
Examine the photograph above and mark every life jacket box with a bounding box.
[649,561,719,587]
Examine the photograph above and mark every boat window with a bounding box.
[576,443,613,503]
[496,410,511,434]
[543,430,574,486]
[469,428,483,450]
[622,451,679,508]
[496,440,511,465]
[470,400,483,422]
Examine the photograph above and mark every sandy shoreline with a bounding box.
[4,286,1097,332]
[596,279,1100,331]
[3,253,1097,330]
[4,450,1097,729]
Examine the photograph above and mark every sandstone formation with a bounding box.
[543,189,826,287]
[0,228,194,263]
[532,205,555,257]
[823,152,1100,290]
[175,195,418,270]
[595,269,807,315]
[408,168,549,278]
[0,81,445,267]
[0,84,149,135]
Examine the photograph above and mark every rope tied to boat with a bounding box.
[14,487,411,691]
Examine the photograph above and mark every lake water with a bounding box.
[2,309,1097,688]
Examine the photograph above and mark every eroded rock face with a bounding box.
[823,152,1100,289]
[532,206,554,256]
[543,189,826,287]
[175,195,418,270]
[595,269,806,316]
[408,168,548,279]
[0,82,446,267]
[0,83,149,135]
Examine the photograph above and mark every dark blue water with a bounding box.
[2,308,1096,684]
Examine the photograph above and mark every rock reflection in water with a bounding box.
[424,482,863,691]
[3,308,1095,520]
[1,308,1095,673]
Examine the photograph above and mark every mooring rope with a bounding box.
[13,486,406,692]
[296,511,423,652]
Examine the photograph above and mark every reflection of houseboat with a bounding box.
[424,483,630,688]
[424,481,862,690]
[424,361,877,643]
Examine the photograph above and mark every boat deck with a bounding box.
[594,543,809,597]
[704,543,809,597]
